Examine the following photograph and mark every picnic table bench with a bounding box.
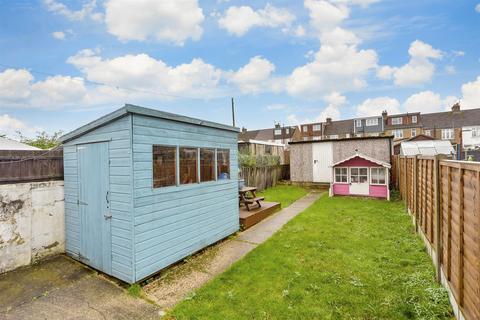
[239,186,264,211]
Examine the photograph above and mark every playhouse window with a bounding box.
[153,145,177,188]
[200,148,215,182]
[350,168,368,183]
[334,167,348,183]
[217,149,230,179]
[180,147,198,184]
[370,167,386,185]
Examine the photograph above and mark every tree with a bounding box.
[17,131,63,149]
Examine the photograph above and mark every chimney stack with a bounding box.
[241,127,247,133]
[326,117,332,124]
[451,102,461,113]
[382,110,388,119]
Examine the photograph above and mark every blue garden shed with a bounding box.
[60,104,239,283]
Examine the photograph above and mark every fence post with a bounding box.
[404,157,408,212]
[433,155,442,283]
[412,156,418,230]
[458,166,464,307]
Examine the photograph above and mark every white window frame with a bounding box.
[346,134,350,138]
[442,128,454,140]
[370,167,387,185]
[330,134,339,139]
[349,167,369,183]
[355,119,362,127]
[412,115,417,123]
[393,129,403,139]
[312,124,321,131]
[425,129,431,136]
[274,129,281,135]
[285,128,290,134]
[392,117,403,125]
[411,128,416,137]
[302,125,308,132]
[366,118,378,126]
[471,127,480,137]
[334,167,348,183]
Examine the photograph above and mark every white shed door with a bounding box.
[312,142,333,183]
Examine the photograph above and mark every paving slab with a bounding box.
[0,255,161,320]
[145,192,322,310]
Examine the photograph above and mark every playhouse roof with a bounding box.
[331,152,391,168]
[60,104,239,143]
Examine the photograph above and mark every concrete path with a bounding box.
[145,192,322,310]
[0,256,161,320]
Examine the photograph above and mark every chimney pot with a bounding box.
[326,118,332,124]
[451,102,460,113]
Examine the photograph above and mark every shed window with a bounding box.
[200,148,215,182]
[180,147,198,184]
[370,167,386,185]
[153,146,177,188]
[217,149,230,179]
[334,167,348,183]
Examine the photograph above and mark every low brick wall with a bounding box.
[0,180,65,273]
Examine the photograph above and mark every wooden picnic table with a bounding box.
[239,186,264,211]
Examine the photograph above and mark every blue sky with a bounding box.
[0,0,479,137]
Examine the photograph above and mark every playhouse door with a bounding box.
[349,167,369,195]
[77,142,112,274]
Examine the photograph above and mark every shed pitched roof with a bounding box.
[60,104,239,143]
[0,137,41,150]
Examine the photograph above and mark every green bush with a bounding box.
[239,153,280,167]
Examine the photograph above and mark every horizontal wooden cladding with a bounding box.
[396,155,480,320]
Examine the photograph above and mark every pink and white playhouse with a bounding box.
[329,153,390,200]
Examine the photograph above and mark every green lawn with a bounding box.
[257,184,308,208]
[169,195,452,320]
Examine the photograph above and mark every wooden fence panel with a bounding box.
[397,156,480,320]
[240,165,283,191]
[0,149,63,183]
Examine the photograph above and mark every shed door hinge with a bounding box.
[77,199,88,205]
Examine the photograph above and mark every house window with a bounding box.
[471,127,480,137]
[302,126,308,132]
[442,129,454,140]
[180,147,198,184]
[200,148,215,182]
[285,128,289,134]
[313,136,321,141]
[425,129,432,136]
[217,149,230,179]
[366,118,378,126]
[411,128,416,137]
[330,135,339,139]
[334,167,348,183]
[350,168,368,183]
[153,145,177,188]
[355,119,362,127]
[355,133,363,138]
[303,137,309,141]
[370,167,386,185]
[346,134,350,138]
[274,129,281,135]
[391,117,403,125]
[412,115,417,123]
[393,129,403,139]
[313,124,321,131]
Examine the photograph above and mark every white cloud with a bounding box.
[0,69,33,104]
[266,104,288,111]
[0,114,29,137]
[476,4,480,12]
[379,40,443,87]
[460,76,480,109]
[218,4,295,36]
[330,0,380,7]
[52,31,66,40]
[404,91,446,113]
[43,0,103,21]
[305,0,349,33]
[228,56,283,94]
[104,0,204,45]
[445,65,456,75]
[318,92,346,120]
[356,97,400,116]
[67,49,223,98]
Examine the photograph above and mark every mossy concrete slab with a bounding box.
[0,255,160,319]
